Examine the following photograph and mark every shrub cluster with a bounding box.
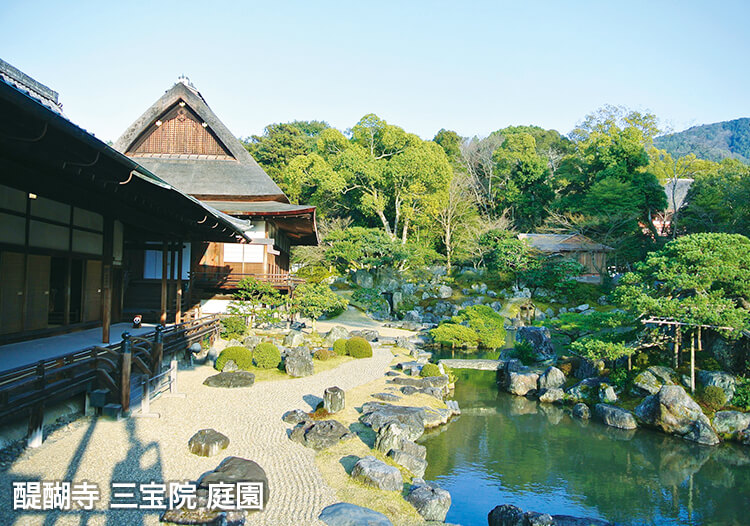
[253,342,281,369]
[215,346,253,371]
[513,340,536,365]
[731,377,750,410]
[430,305,507,350]
[333,338,348,356]
[700,385,727,411]
[314,349,337,361]
[346,336,372,358]
[220,316,246,339]
[430,323,479,348]
[419,363,442,378]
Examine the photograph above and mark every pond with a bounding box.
[419,368,750,525]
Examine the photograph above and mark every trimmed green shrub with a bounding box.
[513,340,536,365]
[420,363,442,378]
[333,338,348,356]
[253,342,281,369]
[215,346,253,371]
[314,349,337,361]
[731,377,750,410]
[700,385,727,411]
[220,316,246,339]
[634,352,649,369]
[430,323,480,348]
[346,337,372,358]
[451,305,506,349]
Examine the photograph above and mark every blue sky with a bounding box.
[1,1,748,143]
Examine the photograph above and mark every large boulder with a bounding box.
[285,348,314,377]
[351,456,403,491]
[406,479,451,522]
[374,421,412,454]
[594,404,637,430]
[437,285,453,299]
[598,384,618,404]
[324,386,345,414]
[697,370,737,401]
[318,503,392,526]
[360,404,425,441]
[538,388,565,404]
[631,366,677,396]
[507,371,540,396]
[203,371,255,388]
[188,429,230,457]
[488,504,613,526]
[515,326,554,360]
[635,385,720,445]
[325,325,350,344]
[283,330,305,348]
[353,269,374,288]
[572,403,590,420]
[388,449,427,478]
[575,358,605,379]
[538,366,566,390]
[713,411,750,440]
[289,420,353,450]
[349,328,380,342]
[565,378,602,403]
[282,409,309,425]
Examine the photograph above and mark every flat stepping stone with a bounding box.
[188,429,229,457]
[372,392,401,402]
[384,371,400,377]
[203,371,255,388]
[319,502,392,526]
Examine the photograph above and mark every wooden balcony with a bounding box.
[190,271,304,291]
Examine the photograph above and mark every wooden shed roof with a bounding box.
[518,233,614,253]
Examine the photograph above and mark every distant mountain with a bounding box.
[654,117,750,164]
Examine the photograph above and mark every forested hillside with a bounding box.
[654,118,750,164]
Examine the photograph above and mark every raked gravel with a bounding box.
[0,345,395,526]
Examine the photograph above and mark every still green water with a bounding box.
[419,368,750,525]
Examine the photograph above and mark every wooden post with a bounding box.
[160,242,168,326]
[673,325,681,368]
[690,330,696,393]
[170,243,177,322]
[152,325,164,376]
[120,332,132,413]
[176,241,183,324]
[697,325,703,353]
[102,218,114,343]
[169,357,178,394]
[28,360,45,447]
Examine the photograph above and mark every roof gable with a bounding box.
[114,79,288,202]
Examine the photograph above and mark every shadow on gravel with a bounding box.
[348,422,376,448]
[339,455,360,475]
[303,394,322,410]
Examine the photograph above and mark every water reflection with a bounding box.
[420,369,750,526]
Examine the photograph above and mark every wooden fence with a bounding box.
[0,314,221,444]
[190,271,304,291]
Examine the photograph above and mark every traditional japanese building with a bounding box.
[0,59,253,343]
[517,233,613,282]
[113,78,317,308]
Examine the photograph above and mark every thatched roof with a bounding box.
[518,233,613,253]
[113,78,287,203]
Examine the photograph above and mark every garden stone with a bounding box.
[575,304,590,312]
[318,503,392,526]
[374,421,411,454]
[188,429,229,457]
[575,358,605,379]
[697,370,737,401]
[385,371,400,377]
[285,348,314,377]
[325,325,350,344]
[372,392,401,402]
[282,409,309,425]
[197,456,269,506]
[572,403,590,420]
[488,504,613,526]
[283,330,305,348]
[635,385,719,445]
[403,310,422,324]
[599,384,618,404]
[507,371,540,396]
[242,335,261,349]
[221,359,238,372]
[648,366,676,384]
[594,404,637,430]
[350,456,402,491]
[418,387,444,400]
[515,326,555,360]
[324,386,345,413]
[538,388,564,404]
[400,439,427,460]
[289,420,353,450]
[565,378,601,403]
[203,371,255,388]
[538,366,566,390]
[353,269,374,288]
[438,285,453,298]
[713,411,750,440]
[349,329,379,341]
[632,370,662,396]
[360,404,425,441]
[395,336,417,351]
[390,375,450,390]
[401,386,418,396]
[406,479,451,522]
[388,448,427,477]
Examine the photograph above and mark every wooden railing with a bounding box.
[0,314,221,430]
[191,271,304,290]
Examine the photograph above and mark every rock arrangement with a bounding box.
[406,478,452,522]
[324,386,345,413]
[289,420,354,450]
[488,503,613,526]
[635,385,719,445]
[160,456,268,525]
[203,371,255,388]
[351,456,403,491]
[188,429,230,457]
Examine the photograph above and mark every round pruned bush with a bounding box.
[430,323,479,349]
[346,336,372,358]
[220,316,246,339]
[215,346,253,371]
[314,349,336,361]
[420,363,442,378]
[333,338,348,356]
[253,342,281,369]
[700,385,727,411]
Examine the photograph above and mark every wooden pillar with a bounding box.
[102,218,114,344]
[160,241,168,326]
[170,243,177,324]
[175,242,183,324]
[152,325,164,376]
[120,332,132,412]
[690,330,696,393]
[673,325,681,368]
